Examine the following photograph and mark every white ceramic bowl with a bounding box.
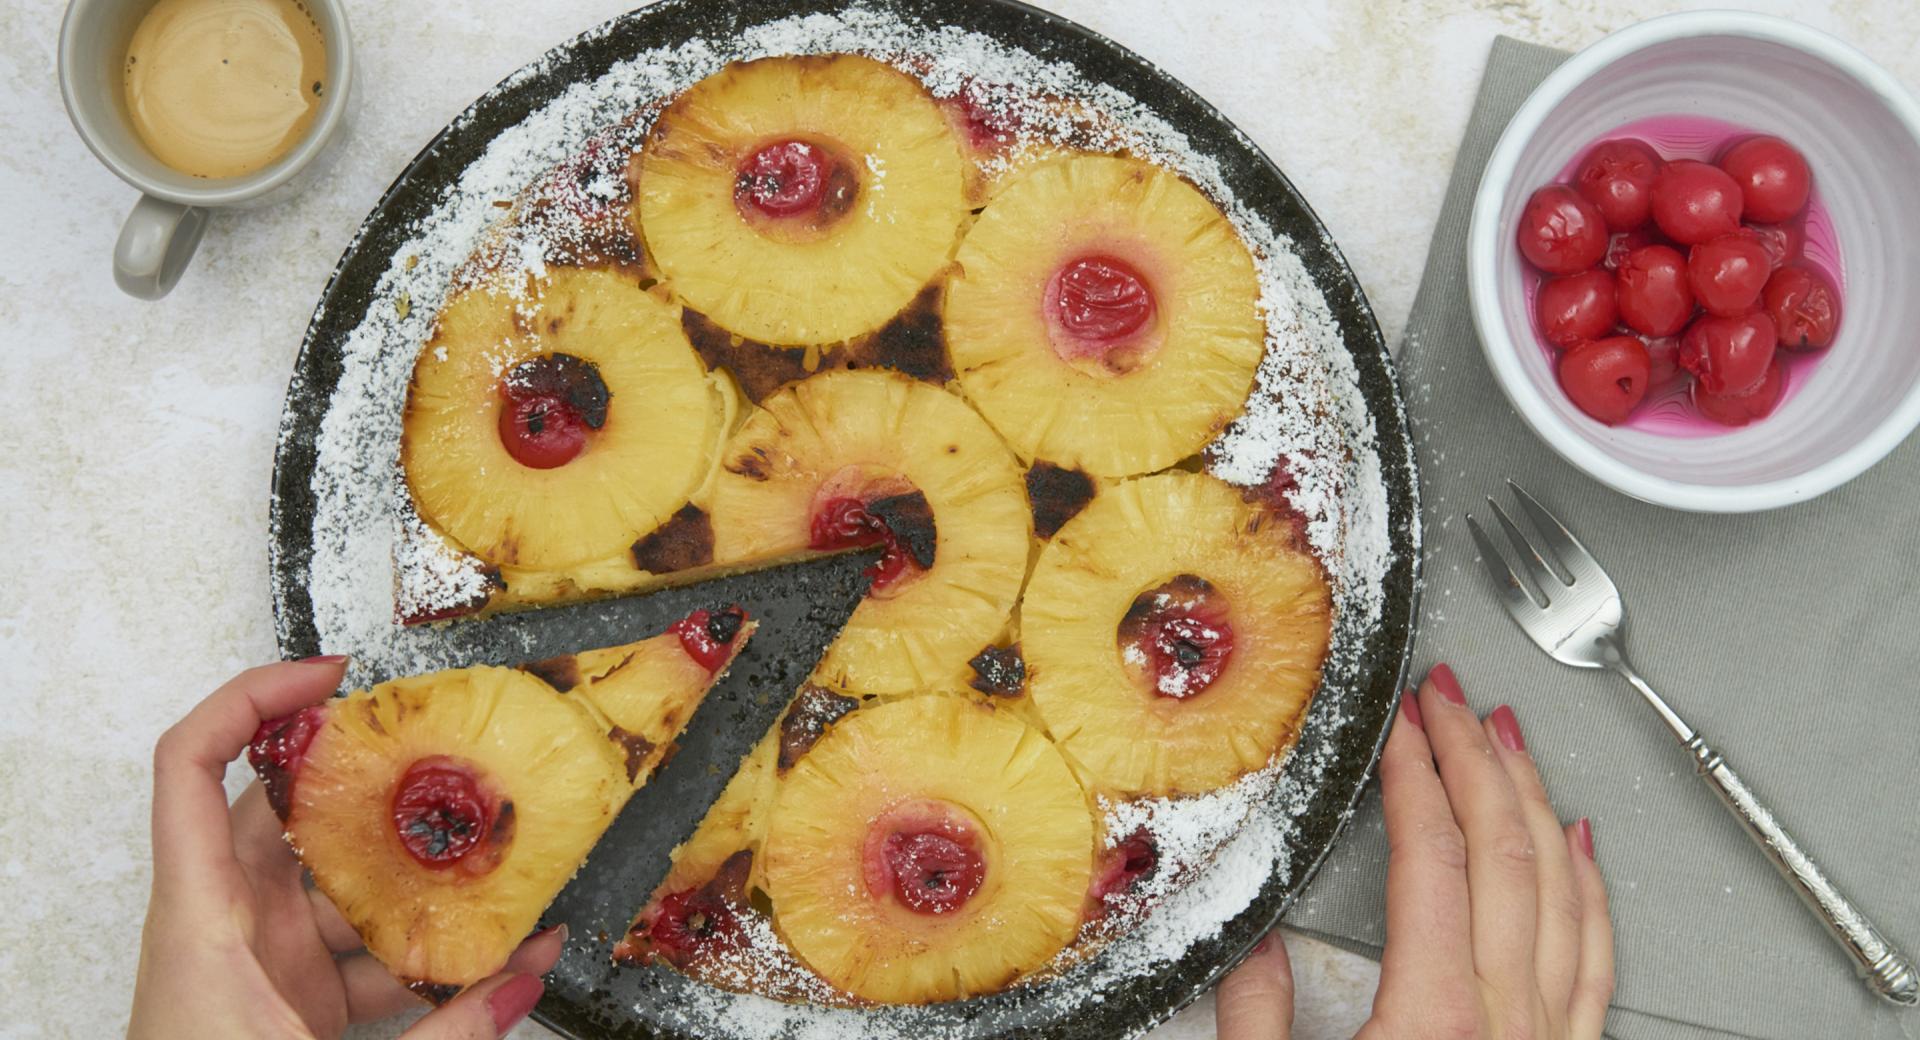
[1468,11,1920,512]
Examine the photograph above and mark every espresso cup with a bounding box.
[58,0,354,299]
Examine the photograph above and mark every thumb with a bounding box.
[397,973,543,1039]
[1216,932,1295,1040]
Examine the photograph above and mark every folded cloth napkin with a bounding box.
[1285,35,1920,1040]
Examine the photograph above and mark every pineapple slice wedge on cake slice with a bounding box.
[634,54,968,347]
[945,154,1268,478]
[1021,471,1333,797]
[611,684,859,986]
[610,727,781,977]
[402,266,725,576]
[528,605,754,788]
[762,694,1095,1003]
[244,613,752,999]
[706,369,1031,695]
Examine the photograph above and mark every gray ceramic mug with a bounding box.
[58,0,354,299]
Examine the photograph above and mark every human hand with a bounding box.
[129,658,564,1040]
[1215,663,1613,1040]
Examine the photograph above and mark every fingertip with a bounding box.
[1428,662,1466,706]
[233,660,350,717]
[1487,704,1526,754]
[486,974,543,1035]
[1216,931,1295,1040]
[1397,687,1423,730]
[505,922,568,976]
[398,970,544,1039]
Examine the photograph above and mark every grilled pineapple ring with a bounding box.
[763,695,1094,1003]
[1022,471,1333,796]
[402,268,723,571]
[634,54,969,346]
[707,370,1031,694]
[946,154,1267,478]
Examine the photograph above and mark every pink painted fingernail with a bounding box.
[1489,704,1525,752]
[298,654,349,665]
[1430,663,1466,706]
[1399,689,1423,728]
[1252,937,1272,955]
[1575,817,1595,860]
[487,974,543,1034]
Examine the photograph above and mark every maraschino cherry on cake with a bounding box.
[246,611,752,1000]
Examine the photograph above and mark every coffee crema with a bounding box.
[123,0,326,179]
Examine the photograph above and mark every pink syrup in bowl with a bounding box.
[1523,114,1846,437]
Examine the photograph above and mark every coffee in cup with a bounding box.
[123,0,329,180]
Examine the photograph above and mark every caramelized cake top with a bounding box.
[293,5,1399,1031]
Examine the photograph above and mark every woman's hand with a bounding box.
[129,658,564,1040]
[1216,664,1614,1040]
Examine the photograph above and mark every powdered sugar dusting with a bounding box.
[278,5,1399,1035]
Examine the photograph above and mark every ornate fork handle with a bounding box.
[1683,733,1919,1006]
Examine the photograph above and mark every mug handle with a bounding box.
[114,194,209,300]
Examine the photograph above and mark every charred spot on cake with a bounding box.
[500,353,610,431]
[1026,461,1096,539]
[704,605,745,645]
[708,848,755,903]
[346,697,387,738]
[817,162,860,222]
[608,725,658,783]
[846,283,954,384]
[520,654,582,693]
[583,650,638,685]
[968,644,1026,697]
[589,232,646,271]
[777,685,860,772]
[864,491,936,570]
[407,981,461,1005]
[726,447,772,482]
[681,308,814,403]
[631,504,714,573]
[489,800,517,844]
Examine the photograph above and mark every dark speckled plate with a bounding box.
[268,1,1420,1037]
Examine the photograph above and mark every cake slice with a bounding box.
[245,610,753,999]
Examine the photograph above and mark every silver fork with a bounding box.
[1466,480,1918,1007]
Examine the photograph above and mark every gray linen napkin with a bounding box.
[1284,36,1920,1040]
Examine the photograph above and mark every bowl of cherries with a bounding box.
[1468,11,1920,511]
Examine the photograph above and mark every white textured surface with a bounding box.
[3,2,1918,1039]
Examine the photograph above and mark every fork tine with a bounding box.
[1465,512,1549,622]
[1488,496,1566,598]
[1506,480,1611,586]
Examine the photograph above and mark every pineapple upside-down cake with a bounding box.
[364,52,1336,1006]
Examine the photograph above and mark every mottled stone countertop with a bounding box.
[5,1,1917,1038]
